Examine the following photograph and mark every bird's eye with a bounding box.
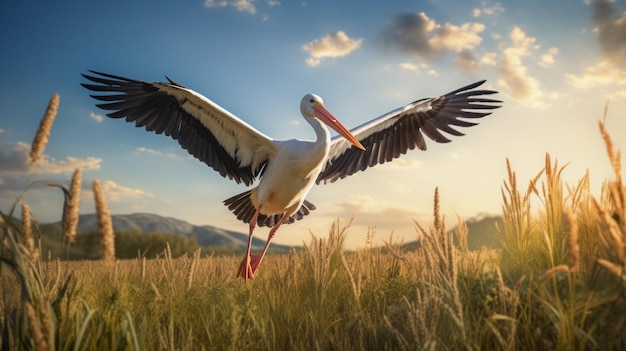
[309,98,315,103]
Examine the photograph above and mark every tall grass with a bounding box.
[1,98,625,349]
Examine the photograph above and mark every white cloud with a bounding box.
[0,141,103,205]
[379,12,485,70]
[375,158,423,170]
[204,0,228,9]
[204,0,280,17]
[32,156,102,174]
[429,22,485,52]
[379,12,439,61]
[302,31,363,67]
[320,195,430,236]
[497,26,544,106]
[136,146,182,159]
[567,0,626,97]
[393,61,432,73]
[591,0,626,67]
[455,49,479,72]
[0,141,102,175]
[90,112,104,123]
[480,52,497,66]
[483,3,505,16]
[566,61,626,97]
[234,0,256,14]
[473,1,505,17]
[136,147,163,157]
[399,62,419,71]
[100,180,154,203]
[0,141,30,173]
[539,47,559,67]
[204,0,256,15]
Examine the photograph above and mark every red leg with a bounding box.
[237,205,261,281]
[248,212,289,276]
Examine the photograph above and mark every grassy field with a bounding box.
[1,97,625,350]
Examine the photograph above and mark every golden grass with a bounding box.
[1,98,625,350]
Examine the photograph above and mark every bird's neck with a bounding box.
[306,116,331,152]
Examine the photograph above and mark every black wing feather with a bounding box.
[223,190,316,228]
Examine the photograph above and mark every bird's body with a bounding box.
[255,137,327,216]
[82,71,501,280]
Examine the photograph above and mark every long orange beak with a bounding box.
[313,104,366,151]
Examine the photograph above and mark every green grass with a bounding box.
[2,101,626,350]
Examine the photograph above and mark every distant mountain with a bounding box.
[53,212,500,254]
[402,213,502,251]
[67,213,294,253]
[462,213,502,250]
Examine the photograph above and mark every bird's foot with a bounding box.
[237,254,254,281]
[237,254,265,281]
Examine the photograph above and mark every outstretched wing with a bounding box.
[316,80,501,184]
[82,71,278,186]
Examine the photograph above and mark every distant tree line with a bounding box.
[32,222,243,260]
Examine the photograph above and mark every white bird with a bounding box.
[82,71,501,280]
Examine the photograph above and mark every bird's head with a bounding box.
[300,94,365,151]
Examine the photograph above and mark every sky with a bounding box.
[1,0,625,249]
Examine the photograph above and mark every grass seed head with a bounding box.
[25,302,48,351]
[21,202,39,262]
[62,168,82,244]
[93,179,115,262]
[597,258,623,278]
[565,208,579,271]
[29,94,59,165]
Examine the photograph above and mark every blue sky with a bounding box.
[1,0,625,248]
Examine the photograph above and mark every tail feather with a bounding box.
[223,190,316,228]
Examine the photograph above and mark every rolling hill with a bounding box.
[60,212,502,253]
[60,213,294,253]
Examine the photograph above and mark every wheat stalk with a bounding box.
[187,248,200,289]
[29,94,59,165]
[433,187,441,233]
[565,207,579,271]
[597,258,623,278]
[93,179,115,263]
[141,256,147,280]
[62,168,82,244]
[25,302,48,351]
[598,115,625,229]
[454,214,469,254]
[38,302,52,351]
[21,202,39,263]
[598,120,621,181]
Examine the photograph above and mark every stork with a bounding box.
[82,71,501,280]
